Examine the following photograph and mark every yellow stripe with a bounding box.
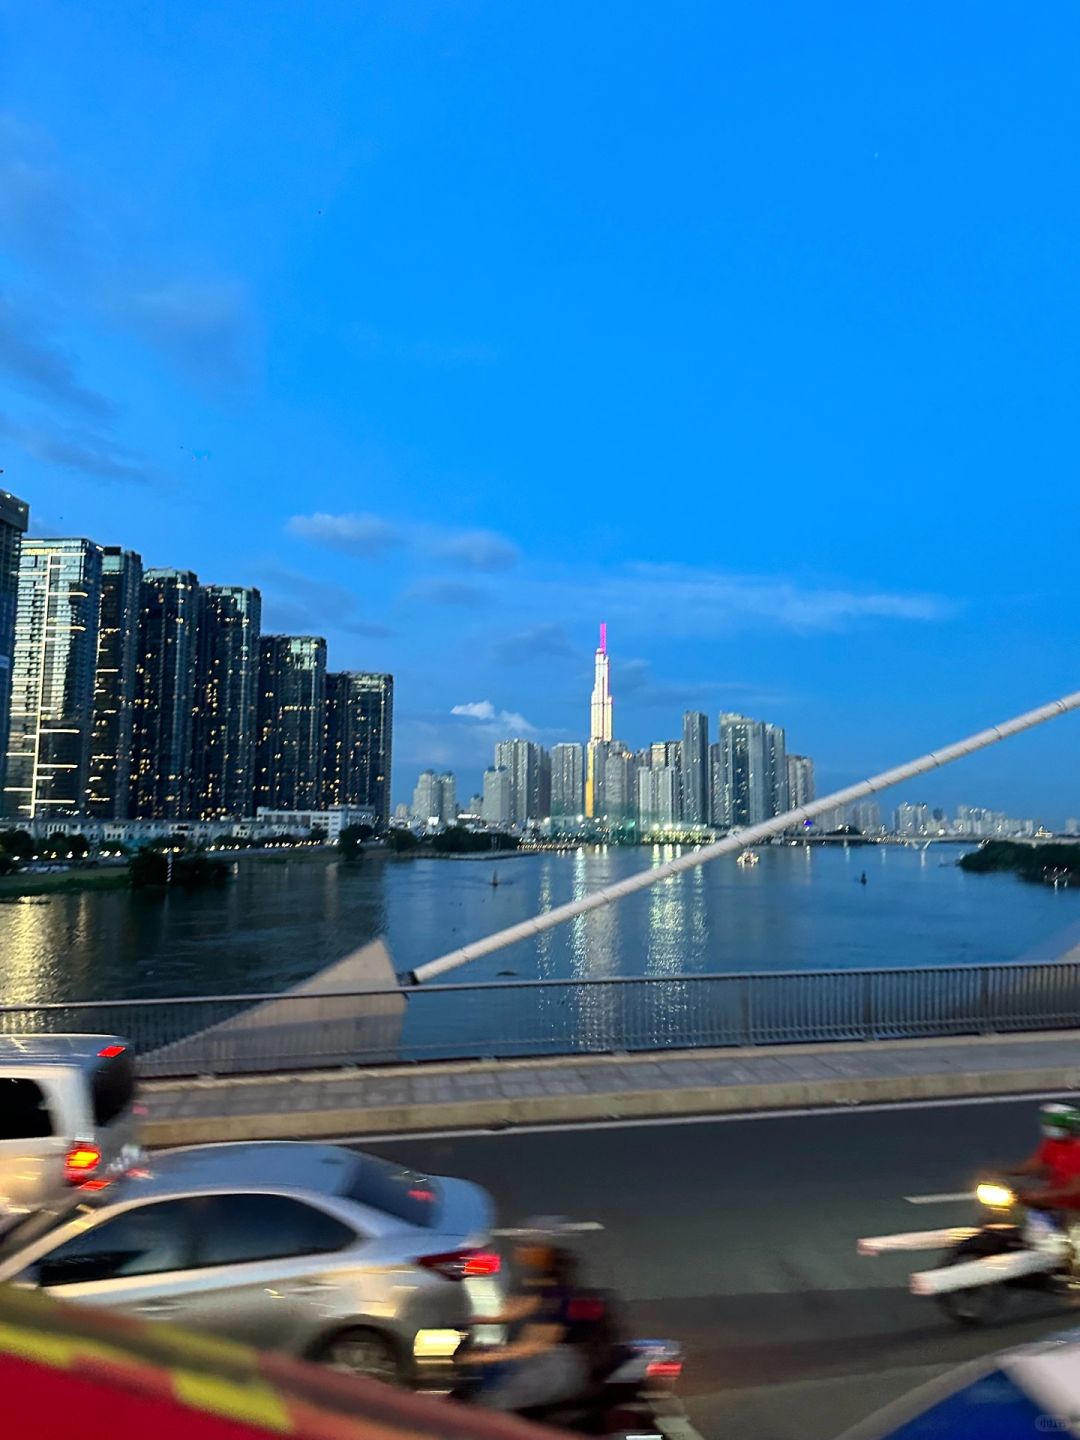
[172,1369,294,1433]
[0,1321,136,1374]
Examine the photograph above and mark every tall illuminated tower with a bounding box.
[589,622,613,742]
[585,622,613,817]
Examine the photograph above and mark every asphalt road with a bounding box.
[358,1098,1080,1440]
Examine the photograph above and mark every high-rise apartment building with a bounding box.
[764,722,788,817]
[847,800,882,834]
[787,754,815,810]
[192,585,262,819]
[637,764,680,829]
[495,738,550,824]
[603,747,637,825]
[895,802,931,837]
[649,740,681,769]
[550,743,585,819]
[4,538,102,819]
[0,491,29,797]
[681,712,709,826]
[438,772,457,821]
[482,766,512,825]
[323,672,393,829]
[586,622,613,818]
[255,635,327,811]
[714,713,768,828]
[87,548,143,818]
[132,569,201,820]
[412,770,456,824]
[708,742,724,828]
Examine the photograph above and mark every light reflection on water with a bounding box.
[0,844,1075,1005]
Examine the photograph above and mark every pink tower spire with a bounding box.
[599,621,607,654]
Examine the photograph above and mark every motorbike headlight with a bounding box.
[976,1182,1015,1209]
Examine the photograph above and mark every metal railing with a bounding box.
[2,960,1080,1079]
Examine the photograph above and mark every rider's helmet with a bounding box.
[1040,1102,1080,1139]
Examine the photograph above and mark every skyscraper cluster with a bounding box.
[0,495,393,827]
[462,624,818,833]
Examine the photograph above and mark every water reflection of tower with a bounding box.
[585,623,613,818]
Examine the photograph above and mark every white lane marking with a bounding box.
[327,1087,1080,1146]
[904,1192,974,1204]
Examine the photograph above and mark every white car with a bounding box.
[0,1035,141,1219]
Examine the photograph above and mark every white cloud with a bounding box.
[286,511,519,572]
[451,700,535,733]
[451,700,497,720]
[513,564,952,638]
[433,528,520,572]
[286,511,403,556]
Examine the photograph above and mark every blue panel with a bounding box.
[884,1370,1052,1440]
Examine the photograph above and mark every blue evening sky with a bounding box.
[1,2,1078,818]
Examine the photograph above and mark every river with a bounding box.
[0,843,1077,1007]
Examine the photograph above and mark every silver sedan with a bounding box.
[0,1141,499,1385]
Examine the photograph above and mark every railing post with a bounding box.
[861,971,874,1041]
[740,976,753,1045]
[978,967,993,1036]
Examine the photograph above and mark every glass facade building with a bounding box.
[256,635,327,811]
[193,585,262,818]
[681,712,709,825]
[715,712,768,828]
[550,742,585,819]
[133,569,202,820]
[4,538,103,819]
[494,738,550,825]
[322,671,393,828]
[0,491,29,797]
[765,722,788,817]
[87,548,143,818]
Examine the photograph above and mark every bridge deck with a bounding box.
[142,1027,1080,1147]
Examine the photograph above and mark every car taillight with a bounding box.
[64,1143,102,1183]
[97,1044,126,1059]
[418,1249,502,1281]
[645,1360,683,1382]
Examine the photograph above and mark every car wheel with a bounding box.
[319,1328,403,1386]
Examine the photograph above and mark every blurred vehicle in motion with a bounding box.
[452,1217,690,1439]
[0,1139,498,1385]
[457,1319,686,1438]
[0,1035,141,1218]
[859,1176,1078,1325]
[835,1329,1080,1440]
[0,1281,546,1440]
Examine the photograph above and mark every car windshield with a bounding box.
[0,1197,98,1263]
[341,1155,441,1228]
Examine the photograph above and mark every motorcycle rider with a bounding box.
[1009,1103,1080,1280]
[463,1217,590,1412]
[1010,1103,1080,1194]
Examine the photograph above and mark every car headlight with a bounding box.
[976,1182,1016,1209]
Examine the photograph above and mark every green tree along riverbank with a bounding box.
[958,840,1080,884]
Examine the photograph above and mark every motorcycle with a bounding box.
[858,1178,1075,1325]
[452,1287,691,1438]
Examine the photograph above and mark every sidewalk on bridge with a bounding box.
[141,1028,1080,1146]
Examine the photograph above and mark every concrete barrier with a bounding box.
[141,1029,1080,1146]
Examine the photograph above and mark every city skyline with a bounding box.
[0,508,393,827]
[5,6,1080,823]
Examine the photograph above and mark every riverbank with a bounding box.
[0,844,349,898]
[958,839,1080,884]
[0,866,130,898]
